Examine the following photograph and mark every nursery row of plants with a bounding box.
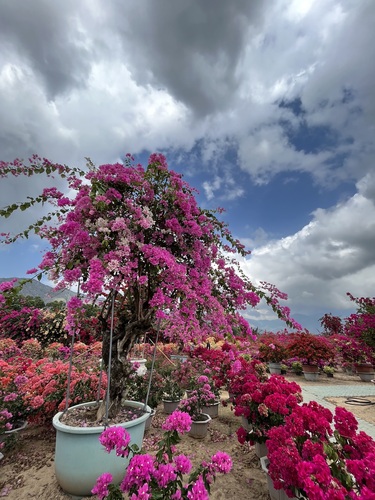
[1,334,375,498]
[1,289,375,445]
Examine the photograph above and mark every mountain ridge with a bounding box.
[0,277,75,303]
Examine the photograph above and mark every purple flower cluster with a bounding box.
[93,411,232,499]
[162,410,192,433]
[99,426,131,457]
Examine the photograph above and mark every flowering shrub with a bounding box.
[320,293,375,360]
[0,343,107,425]
[126,368,165,409]
[92,410,232,499]
[226,356,268,400]
[192,344,238,390]
[287,331,334,366]
[0,355,34,431]
[330,334,373,365]
[257,332,289,363]
[21,358,107,422]
[1,153,300,421]
[174,358,205,391]
[234,374,302,444]
[178,375,217,420]
[267,402,375,499]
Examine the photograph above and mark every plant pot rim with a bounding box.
[201,400,220,407]
[192,413,211,423]
[53,400,150,434]
[4,419,28,435]
[162,398,181,403]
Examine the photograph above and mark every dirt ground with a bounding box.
[1,372,374,500]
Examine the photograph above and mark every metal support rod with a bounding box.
[63,282,80,413]
[143,318,161,412]
[104,293,115,426]
[96,358,104,403]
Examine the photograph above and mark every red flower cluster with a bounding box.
[267,402,375,499]
[234,374,302,444]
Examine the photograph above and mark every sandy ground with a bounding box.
[1,372,374,499]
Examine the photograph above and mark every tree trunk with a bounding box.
[97,312,152,420]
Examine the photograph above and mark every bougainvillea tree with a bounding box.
[0,153,300,418]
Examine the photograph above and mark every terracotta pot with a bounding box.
[302,364,319,381]
[355,363,374,373]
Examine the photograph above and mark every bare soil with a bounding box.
[1,373,374,500]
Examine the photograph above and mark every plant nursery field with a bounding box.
[1,374,374,500]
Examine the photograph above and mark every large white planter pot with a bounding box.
[0,419,28,448]
[302,365,319,381]
[358,372,375,382]
[171,354,188,363]
[53,400,150,498]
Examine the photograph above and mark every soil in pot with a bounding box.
[59,402,147,427]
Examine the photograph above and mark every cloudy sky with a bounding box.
[0,0,374,332]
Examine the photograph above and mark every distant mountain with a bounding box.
[0,278,76,303]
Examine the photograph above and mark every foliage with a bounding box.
[319,313,343,336]
[345,293,375,351]
[226,356,268,402]
[320,293,375,358]
[289,361,303,374]
[267,402,375,499]
[92,410,232,499]
[161,376,185,402]
[287,331,334,366]
[234,374,302,444]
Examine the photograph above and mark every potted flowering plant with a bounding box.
[178,375,218,438]
[161,377,185,414]
[322,365,335,377]
[287,332,333,380]
[0,153,298,419]
[92,410,233,499]
[235,374,302,458]
[0,153,299,495]
[266,402,375,499]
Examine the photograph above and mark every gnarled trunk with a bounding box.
[98,309,152,420]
